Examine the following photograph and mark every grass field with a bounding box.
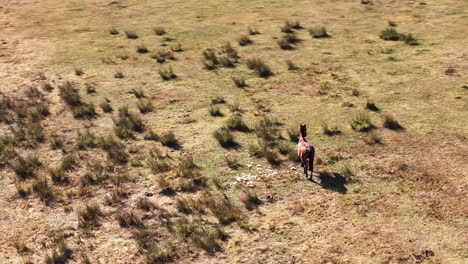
[0,0,467,263]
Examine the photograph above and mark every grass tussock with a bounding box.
[125,31,138,39]
[365,99,379,112]
[44,241,72,264]
[226,115,250,132]
[13,155,41,180]
[246,58,273,78]
[154,27,166,36]
[286,60,299,70]
[224,154,241,169]
[209,106,223,117]
[238,35,253,46]
[364,132,384,145]
[380,28,419,45]
[49,167,68,185]
[146,147,170,173]
[382,114,403,130]
[232,76,247,88]
[211,96,226,105]
[159,67,177,80]
[114,71,125,78]
[213,127,235,148]
[78,204,102,229]
[137,100,154,114]
[202,192,239,225]
[152,50,175,63]
[99,136,129,164]
[117,211,144,228]
[109,28,119,35]
[242,192,263,210]
[137,197,156,211]
[350,112,374,132]
[248,26,260,35]
[322,123,341,136]
[160,131,179,148]
[144,129,159,141]
[99,101,113,113]
[32,177,54,203]
[309,26,330,38]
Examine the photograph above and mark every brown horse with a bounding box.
[297,124,315,178]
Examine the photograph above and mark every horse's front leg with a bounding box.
[304,163,308,177]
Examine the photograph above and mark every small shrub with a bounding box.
[146,154,170,173]
[78,204,102,229]
[114,71,124,78]
[159,67,176,80]
[246,58,273,78]
[146,245,175,263]
[238,35,253,46]
[154,27,166,36]
[109,28,119,35]
[160,131,179,148]
[14,241,29,254]
[152,50,175,63]
[232,76,247,88]
[364,132,384,145]
[137,100,154,114]
[248,26,260,35]
[49,133,63,150]
[213,127,235,148]
[203,60,217,70]
[226,115,249,132]
[351,88,360,96]
[382,114,403,130]
[209,106,223,117]
[130,88,145,98]
[388,20,397,27]
[16,183,31,198]
[203,49,219,64]
[281,21,294,33]
[125,31,138,39]
[242,192,262,210]
[309,26,330,38]
[100,101,113,113]
[322,123,341,136]
[85,84,96,94]
[350,113,374,132]
[211,96,225,105]
[99,136,128,164]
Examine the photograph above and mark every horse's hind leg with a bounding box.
[303,163,308,177]
[308,147,315,175]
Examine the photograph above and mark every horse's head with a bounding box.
[300,124,307,137]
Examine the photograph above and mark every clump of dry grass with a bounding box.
[209,106,223,117]
[78,204,102,229]
[171,43,183,52]
[99,136,129,164]
[146,147,170,172]
[109,28,119,35]
[137,197,156,211]
[44,241,72,264]
[383,114,403,130]
[363,132,384,145]
[224,154,241,169]
[213,127,235,148]
[154,27,166,36]
[286,60,299,70]
[160,131,179,148]
[114,71,124,78]
[248,26,260,35]
[232,76,247,88]
[13,155,41,180]
[117,211,144,228]
[309,26,330,38]
[105,188,127,206]
[242,191,262,210]
[226,115,250,132]
[99,100,113,113]
[74,67,84,76]
[350,112,374,132]
[32,177,54,203]
[202,192,239,225]
[144,129,159,141]
[211,96,226,105]
[246,58,273,78]
[159,67,177,80]
[152,50,175,63]
[365,99,380,112]
[137,100,154,114]
[49,167,68,185]
[322,123,341,136]
[157,176,175,196]
[238,35,253,46]
[125,31,138,39]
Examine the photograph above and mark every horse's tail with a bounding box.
[308,146,315,172]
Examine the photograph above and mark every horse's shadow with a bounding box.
[310,171,348,194]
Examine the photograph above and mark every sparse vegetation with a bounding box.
[380,28,419,45]
[160,131,179,148]
[209,106,223,117]
[78,204,102,229]
[322,123,341,136]
[226,115,250,132]
[154,27,166,36]
[383,114,403,130]
[242,192,262,210]
[100,101,113,113]
[137,100,154,114]
[159,67,177,80]
[125,31,138,39]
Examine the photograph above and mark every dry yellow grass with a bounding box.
[0,0,467,263]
